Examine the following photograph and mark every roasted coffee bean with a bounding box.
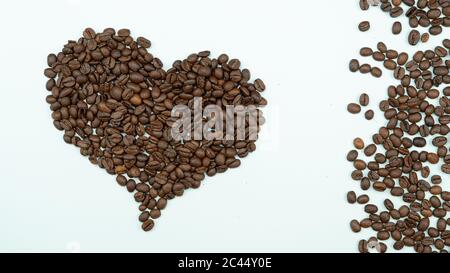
[371,67,383,78]
[347,191,357,204]
[359,64,372,74]
[360,47,374,56]
[348,103,362,114]
[357,194,370,204]
[353,138,365,150]
[421,33,430,43]
[359,21,371,32]
[359,93,370,106]
[358,240,368,253]
[365,110,375,120]
[351,220,362,232]
[141,219,155,231]
[392,21,402,34]
[349,59,360,72]
[360,0,369,11]
[408,30,420,46]
[365,204,378,214]
[347,150,359,161]
[354,160,367,170]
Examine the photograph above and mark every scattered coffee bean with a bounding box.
[359,21,371,32]
[359,93,369,106]
[408,30,420,45]
[365,110,374,120]
[392,21,402,34]
[353,138,365,150]
[347,191,357,204]
[347,103,362,114]
[357,194,370,204]
[349,59,360,72]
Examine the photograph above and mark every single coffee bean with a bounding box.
[351,220,362,232]
[360,47,373,57]
[370,67,382,78]
[353,138,365,150]
[349,59,360,72]
[421,33,430,43]
[359,64,372,74]
[408,30,420,46]
[359,21,371,32]
[365,110,374,120]
[358,240,368,253]
[141,219,155,231]
[392,21,402,34]
[139,211,150,222]
[365,204,378,214]
[359,0,369,11]
[357,194,370,204]
[359,93,369,106]
[347,191,357,204]
[347,150,359,161]
[347,103,362,114]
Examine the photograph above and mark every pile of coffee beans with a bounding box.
[347,39,450,253]
[359,0,450,45]
[348,1,449,253]
[44,28,267,231]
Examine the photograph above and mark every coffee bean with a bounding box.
[347,103,361,114]
[137,37,151,48]
[392,21,402,34]
[354,160,367,170]
[347,150,359,161]
[359,64,372,74]
[371,67,382,78]
[360,0,369,11]
[408,30,420,45]
[377,231,390,241]
[347,191,357,204]
[359,93,369,106]
[358,240,368,253]
[353,138,365,150]
[254,79,266,92]
[377,42,387,53]
[139,211,150,222]
[365,110,374,120]
[364,204,378,214]
[360,47,373,57]
[359,21,371,32]
[349,59,360,72]
[351,220,362,232]
[357,194,370,204]
[141,219,155,231]
[421,33,430,43]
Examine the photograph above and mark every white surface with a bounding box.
[0,0,448,252]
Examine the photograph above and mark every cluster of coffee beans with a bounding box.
[350,1,449,252]
[359,0,450,45]
[347,38,450,253]
[348,93,375,120]
[350,58,384,78]
[44,28,267,231]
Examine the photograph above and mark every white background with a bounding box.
[0,0,448,252]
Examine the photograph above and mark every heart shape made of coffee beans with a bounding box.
[44,28,267,231]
